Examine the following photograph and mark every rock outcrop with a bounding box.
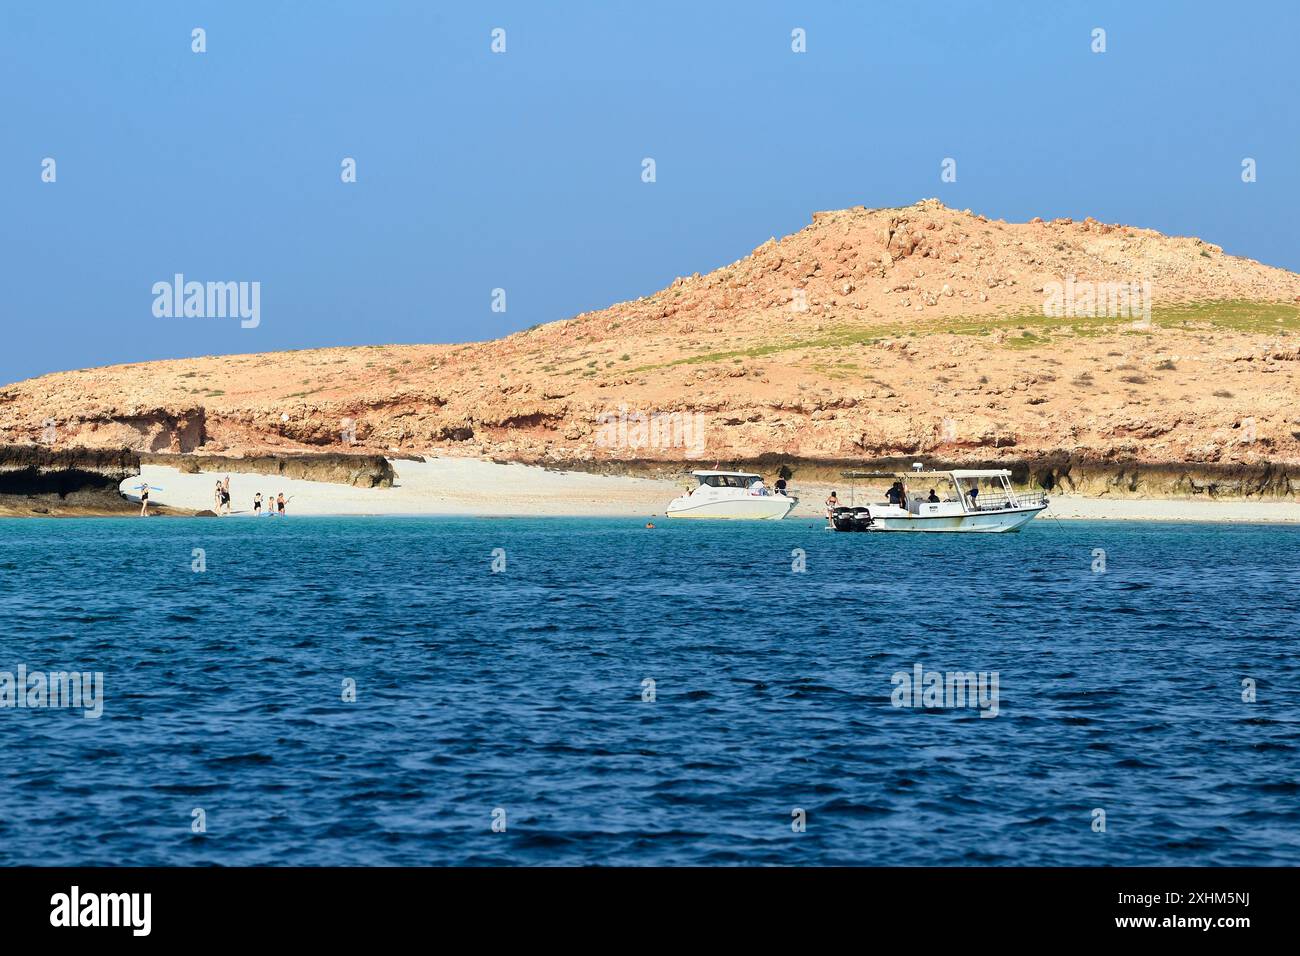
[0,445,141,515]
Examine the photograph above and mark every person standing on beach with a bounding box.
[221,476,232,515]
[277,492,286,515]
[139,483,150,517]
[214,480,223,514]
[253,492,262,515]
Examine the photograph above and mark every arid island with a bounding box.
[3,199,1299,518]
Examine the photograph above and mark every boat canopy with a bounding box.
[691,470,762,479]
[840,468,1012,480]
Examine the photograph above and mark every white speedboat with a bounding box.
[666,471,798,520]
[831,468,1047,533]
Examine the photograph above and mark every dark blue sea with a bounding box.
[1,516,1297,866]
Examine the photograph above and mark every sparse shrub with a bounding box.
[1155,358,1177,370]
[1212,389,1233,398]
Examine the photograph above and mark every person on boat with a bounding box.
[750,477,767,496]
[774,477,788,496]
[825,491,838,526]
[887,481,907,508]
[966,485,980,509]
[927,489,940,502]
[139,483,150,517]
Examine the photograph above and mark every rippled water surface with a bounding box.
[1,515,1297,865]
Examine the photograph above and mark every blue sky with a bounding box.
[1,0,1296,384]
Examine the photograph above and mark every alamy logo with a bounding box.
[0,665,103,719]
[152,273,261,328]
[50,886,151,936]
[891,663,999,718]
[1042,275,1151,322]
[596,404,706,458]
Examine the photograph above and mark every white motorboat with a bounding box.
[666,471,798,520]
[831,468,1047,533]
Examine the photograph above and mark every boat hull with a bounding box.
[867,505,1046,532]
[666,495,797,520]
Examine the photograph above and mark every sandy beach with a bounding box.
[118,456,1300,523]
[124,457,680,517]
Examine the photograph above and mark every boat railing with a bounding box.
[968,490,1048,511]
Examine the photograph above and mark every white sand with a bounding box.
[119,457,1300,523]
[1041,495,1300,523]
[123,457,680,517]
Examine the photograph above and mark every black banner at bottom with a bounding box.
[0,866,1271,941]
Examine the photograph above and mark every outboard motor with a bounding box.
[851,507,874,531]
[831,507,856,532]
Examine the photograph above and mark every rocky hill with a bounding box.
[3,199,1300,494]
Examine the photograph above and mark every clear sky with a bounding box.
[1,0,1296,385]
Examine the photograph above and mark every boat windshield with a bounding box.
[700,474,758,488]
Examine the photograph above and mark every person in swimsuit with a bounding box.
[277,492,286,515]
[825,491,838,527]
[221,476,232,515]
[253,492,262,515]
[139,483,150,517]
[214,480,223,513]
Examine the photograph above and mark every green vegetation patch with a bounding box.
[624,300,1300,372]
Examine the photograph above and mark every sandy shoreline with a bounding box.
[106,456,1300,524]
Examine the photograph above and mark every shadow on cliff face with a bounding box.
[143,451,396,487]
[0,445,144,516]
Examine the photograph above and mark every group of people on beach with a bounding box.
[136,475,291,517]
[252,490,288,516]
[213,476,288,516]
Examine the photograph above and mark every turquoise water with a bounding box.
[0,516,1297,865]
